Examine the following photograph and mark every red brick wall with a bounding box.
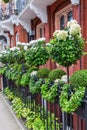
[10,0,87,73]
[18,25,28,43]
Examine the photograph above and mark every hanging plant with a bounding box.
[59,84,85,113]
[41,79,59,103]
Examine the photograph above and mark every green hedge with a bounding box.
[49,69,66,81]
[70,70,87,87]
[37,68,50,78]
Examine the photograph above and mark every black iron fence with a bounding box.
[2,76,87,130]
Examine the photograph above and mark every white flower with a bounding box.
[37,37,46,42]
[16,42,21,46]
[57,30,68,41]
[55,79,61,83]
[46,43,51,46]
[29,38,46,47]
[10,47,20,51]
[24,45,28,50]
[30,71,37,76]
[61,75,69,83]
[67,20,78,28]
[69,24,81,36]
[53,30,60,38]
[29,40,36,47]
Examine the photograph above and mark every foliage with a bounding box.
[29,66,38,73]
[0,48,20,64]
[37,68,50,78]
[0,66,6,75]
[25,42,49,67]
[14,50,25,64]
[49,69,66,81]
[12,97,25,118]
[29,76,44,94]
[49,20,84,67]
[41,79,58,103]
[70,70,87,87]
[2,0,9,3]
[20,71,30,86]
[59,84,85,113]
[4,87,14,101]
[32,116,45,130]
[4,87,62,130]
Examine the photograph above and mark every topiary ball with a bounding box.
[3,0,9,3]
[29,66,38,73]
[49,69,66,81]
[70,70,87,88]
[37,68,50,78]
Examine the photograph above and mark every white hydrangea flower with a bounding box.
[46,43,51,46]
[37,37,46,42]
[10,47,20,51]
[61,75,69,83]
[69,24,81,36]
[24,45,28,50]
[53,30,60,38]
[55,79,61,83]
[30,71,37,76]
[67,20,78,28]
[0,54,2,57]
[16,42,22,46]
[57,30,68,41]
[29,40,36,47]
[1,50,8,54]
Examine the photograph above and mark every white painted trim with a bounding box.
[0,32,10,46]
[71,0,79,5]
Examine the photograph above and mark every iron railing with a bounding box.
[2,76,87,130]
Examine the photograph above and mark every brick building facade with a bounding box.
[0,0,87,74]
[0,0,87,129]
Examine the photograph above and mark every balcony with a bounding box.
[0,0,29,21]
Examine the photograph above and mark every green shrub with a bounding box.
[29,66,38,73]
[49,69,66,81]
[70,70,87,87]
[37,68,50,78]
[20,72,30,86]
[29,77,43,94]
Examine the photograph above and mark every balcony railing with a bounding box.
[0,0,29,21]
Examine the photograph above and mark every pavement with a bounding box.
[0,92,28,130]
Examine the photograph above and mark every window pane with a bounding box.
[60,15,64,30]
[68,11,73,21]
[40,28,43,38]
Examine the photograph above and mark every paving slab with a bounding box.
[0,93,27,130]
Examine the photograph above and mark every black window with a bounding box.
[60,15,65,30]
[40,28,43,38]
[68,11,73,21]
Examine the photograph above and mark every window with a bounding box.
[60,15,65,30]
[68,11,73,21]
[55,4,73,30]
[36,23,44,39]
[40,28,43,38]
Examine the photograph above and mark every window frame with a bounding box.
[55,4,73,30]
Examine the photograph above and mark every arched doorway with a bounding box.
[0,35,7,49]
[0,33,10,51]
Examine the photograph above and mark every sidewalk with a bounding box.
[0,92,27,130]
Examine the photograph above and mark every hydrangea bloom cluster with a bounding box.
[50,19,84,67]
[53,20,81,41]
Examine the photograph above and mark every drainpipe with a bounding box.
[79,0,82,70]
